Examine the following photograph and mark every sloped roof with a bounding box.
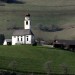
[5,39,12,42]
[12,29,34,36]
[55,40,75,45]
[26,13,30,17]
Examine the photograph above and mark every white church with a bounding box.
[3,14,35,45]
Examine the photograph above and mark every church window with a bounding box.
[27,38,28,41]
[26,21,28,25]
[21,37,22,41]
[17,36,19,41]
[27,36,28,41]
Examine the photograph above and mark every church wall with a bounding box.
[31,35,35,43]
[16,36,25,44]
[24,20,30,29]
[12,35,34,45]
[22,36,25,44]
[3,40,7,45]
[26,35,32,44]
[12,36,25,45]
[12,36,17,45]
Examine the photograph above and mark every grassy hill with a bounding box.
[0,45,75,74]
[1,0,75,40]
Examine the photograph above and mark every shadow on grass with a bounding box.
[0,4,5,6]
[0,0,25,4]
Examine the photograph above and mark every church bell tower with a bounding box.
[24,14,31,29]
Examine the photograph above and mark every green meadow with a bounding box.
[0,45,74,74]
[0,0,75,74]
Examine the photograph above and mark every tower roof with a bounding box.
[26,13,30,17]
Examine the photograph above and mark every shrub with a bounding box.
[32,41,37,46]
[38,24,63,32]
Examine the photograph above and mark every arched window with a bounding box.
[26,21,28,25]
[27,36,28,41]
[17,37,19,41]
[21,38,22,41]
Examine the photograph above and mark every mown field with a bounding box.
[1,0,75,40]
[0,45,74,74]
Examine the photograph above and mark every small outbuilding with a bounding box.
[3,39,12,45]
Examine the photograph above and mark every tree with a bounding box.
[38,24,63,32]
[0,34,5,45]
[51,24,63,32]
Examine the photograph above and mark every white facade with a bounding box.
[26,35,32,44]
[24,16,31,29]
[3,40,7,45]
[12,14,35,45]
[12,35,32,45]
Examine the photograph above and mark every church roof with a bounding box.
[5,39,12,42]
[54,40,75,45]
[12,29,34,36]
[26,13,30,17]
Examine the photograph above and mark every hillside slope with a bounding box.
[0,0,75,40]
[0,45,75,74]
